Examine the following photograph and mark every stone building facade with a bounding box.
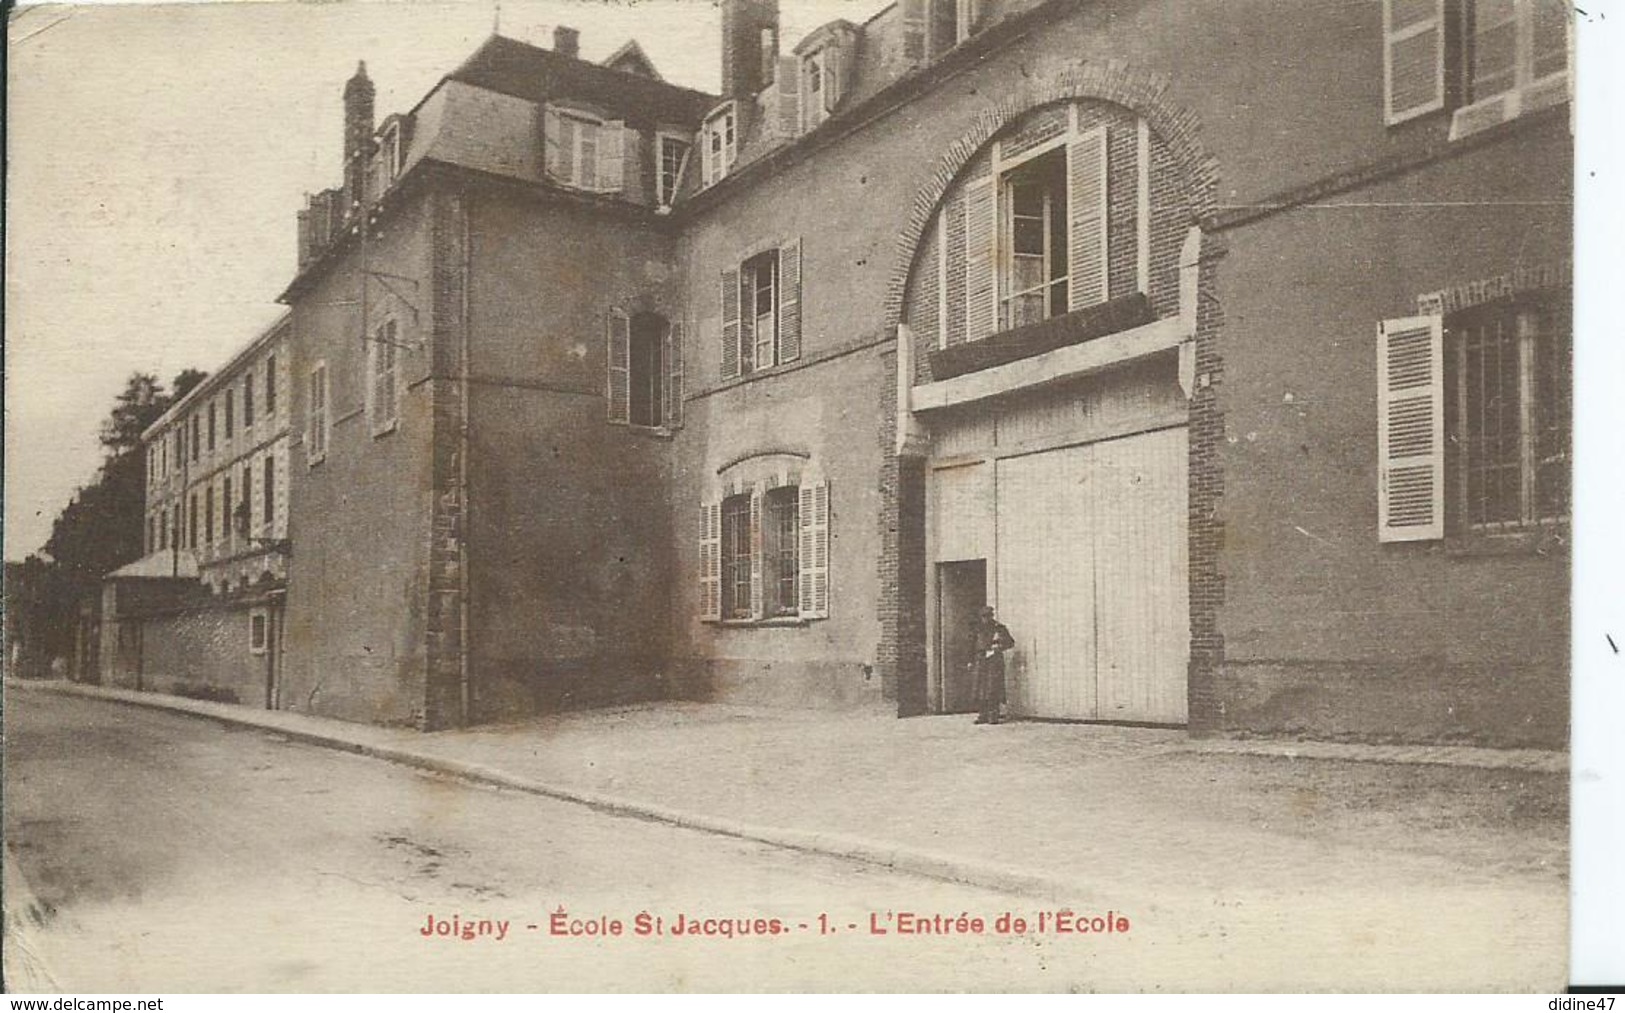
[113,0,1572,746]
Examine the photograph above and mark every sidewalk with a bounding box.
[7,679,1567,907]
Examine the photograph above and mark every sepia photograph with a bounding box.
[3,0,1615,994]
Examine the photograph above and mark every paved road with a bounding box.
[4,690,1566,991]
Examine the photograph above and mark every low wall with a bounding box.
[1211,660,1568,749]
[134,603,271,707]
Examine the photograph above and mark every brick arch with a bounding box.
[882,58,1220,333]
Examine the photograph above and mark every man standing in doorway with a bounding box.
[971,605,1015,725]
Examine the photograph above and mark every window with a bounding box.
[175,427,184,466]
[148,515,156,554]
[225,389,234,439]
[381,122,403,181]
[802,51,826,131]
[606,311,684,429]
[249,610,268,655]
[765,487,800,617]
[1000,147,1070,330]
[205,484,215,545]
[1383,0,1571,131]
[719,240,802,379]
[188,492,199,549]
[160,508,169,551]
[238,465,252,536]
[1377,295,1569,542]
[307,363,328,463]
[370,321,399,435]
[701,104,737,186]
[244,372,254,427]
[222,476,232,544]
[208,401,217,451]
[544,107,625,193]
[1452,298,1570,530]
[721,494,754,620]
[657,133,690,208]
[700,476,830,623]
[263,456,275,527]
[266,355,276,416]
[191,415,200,462]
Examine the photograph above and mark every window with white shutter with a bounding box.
[797,479,830,619]
[598,120,625,192]
[1383,0,1447,125]
[665,320,685,428]
[778,239,802,363]
[701,104,737,186]
[606,307,631,424]
[700,500,723,621]
[545,107,624,193]
[963,177,996,341]
[1065,126,1108,312]
[721,266,741,378]
[307,362,328,465]
[369,320,399,435]
[1377,315,1445,541]
[776,55,801,139]
[748,487,765,620]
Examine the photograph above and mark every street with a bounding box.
[4,689,1567,991]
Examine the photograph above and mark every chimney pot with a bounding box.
[554,26,580,58]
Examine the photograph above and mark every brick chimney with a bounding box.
[554,25,580,59]
[343,61,375,213]
[721,0,778,99]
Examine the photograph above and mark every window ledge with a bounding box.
[617,423,677,440]
[1443,525,1568,558]
[711,616,810,628]
[371,419,399,439]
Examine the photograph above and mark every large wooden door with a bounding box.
[993,428,1187,723]
[995,445,1098,720]
[1093,427,1189,723]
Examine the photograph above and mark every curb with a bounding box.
[8,680,1102,905]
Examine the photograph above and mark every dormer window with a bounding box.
[545,106,626,193]
[800,48,843,131]
[701,104,737,187]
[380,122,403,182]
[657,132,691,208]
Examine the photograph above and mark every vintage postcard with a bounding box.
[4,0,1616,994]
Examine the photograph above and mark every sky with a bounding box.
[4,0,884,560]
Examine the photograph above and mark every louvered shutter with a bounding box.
[599,120,625,192]
[776,55,801,138]
[699,501,722,621]
[748,487,764,620]
[665,320,684,428]
[964,177,996,340]
[1377,315,1445,541]
[606,307,630,424]
[797,479,830,618]
[1067,125,1109,311]
[544,106,573,183]
[778,238,802,363]
[1383,0,1446,125]
[721,267,741,378]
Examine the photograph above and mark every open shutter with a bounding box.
[776,55,801,138]
[699,500,722,621]
[748,487,764,620]
[665,320,684,429]
[823,46,843,112]
[797,479,830,618]
[902,0,928,61]
[1383,0,1446,125]
[606,307,630,424]
[1377,315,1445,541]
[599,120,625,192]
[1067,124,1109,311]
[778,238,803,363]
[963,177,996,341]
[721,267,741,378]
[545,106,575,184]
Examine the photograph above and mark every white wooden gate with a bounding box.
[995,426,1188,723]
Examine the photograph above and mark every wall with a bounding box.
[281,195,439,727]
[461,186,683,719]
[1212,116,1572,746]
